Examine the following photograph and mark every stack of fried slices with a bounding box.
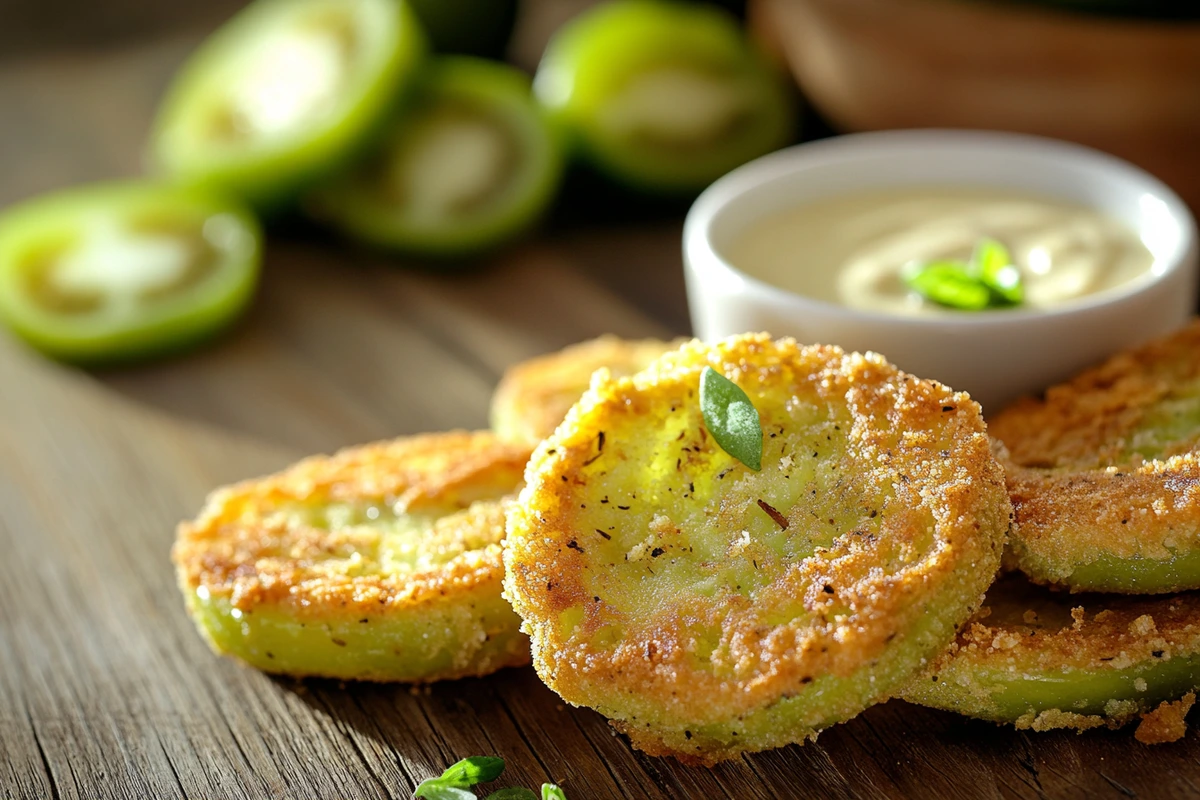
[173,322,1200,764]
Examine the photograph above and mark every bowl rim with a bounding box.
[683,128,1200,330]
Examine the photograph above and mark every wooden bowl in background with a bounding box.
[751,0,1200,211]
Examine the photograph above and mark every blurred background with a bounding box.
[0,0,1196,372]
[1,0,1195,209]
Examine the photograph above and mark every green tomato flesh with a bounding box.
[0,182,261,363]
[310,57,565,258]
[535,0,796,194]
[1014,541,1200,595]
[151,0,426,210]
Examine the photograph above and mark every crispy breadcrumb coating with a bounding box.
[1136,693,1195,744]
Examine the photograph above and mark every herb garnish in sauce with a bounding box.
[906,237,1024,310]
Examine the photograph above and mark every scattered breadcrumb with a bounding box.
[1015,709,1108,734]
[1136,693,1196,744]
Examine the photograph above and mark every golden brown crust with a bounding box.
[490,335,685,448]
[1136,692,1195,744]
[174,431,532,618]
[991,320,1200,470]
[1005,456,1200,564]
[933,575,1200,674]
[990,319,1200,588]
[505,334,1010,760]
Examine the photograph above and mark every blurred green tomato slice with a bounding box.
[310,57,565,258]
[0,182,262,363]
[150,0,426,210]
[534,0,796,195]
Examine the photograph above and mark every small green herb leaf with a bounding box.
[905,262,991,310]
[415,756,507,797]
[413,784,476,800]
[972,237,1008,276]
[905,238,1025,311]
[700,367,762,471]
[444,756,506,788]
[972,237,1023,305]
[485,788,539,800]
[542,785,568,800]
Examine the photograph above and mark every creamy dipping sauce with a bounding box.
[725,187,1156,315]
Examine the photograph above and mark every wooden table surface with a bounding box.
[4,10,1200,800]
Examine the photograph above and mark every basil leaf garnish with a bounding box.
[905,262,992,310]
[905,238,1024,310]
[442,756,506,788]
[972,237,1023,305]
[700,367,762,471]
[415,756,506,797]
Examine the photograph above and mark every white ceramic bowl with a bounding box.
[683,130,1199,411]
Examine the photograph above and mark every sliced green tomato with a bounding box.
[309,57,565,258]
[1036,547,1200,595]
[0,182,261,363]
[534,0,796,195]
[150,0,426,211]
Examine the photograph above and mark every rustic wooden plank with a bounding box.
[552,225,694,338]
[486,672,629,799]
[0,568,57,800]
[0,0,241,61]
[0,342,405,800]
[101,245,500,454]
[361,241,680,372]
[746,741,887,800]
[0,36,191,206]
[0,716,54,800]
[0,455,185,800]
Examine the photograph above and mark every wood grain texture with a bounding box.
[3,13,1200,800]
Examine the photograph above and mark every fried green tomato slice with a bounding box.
[172,431,533,682]
[503,334,1011,763]
[992,319,1200,593]
[903,574,1200,741]
[490,335,686,448]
